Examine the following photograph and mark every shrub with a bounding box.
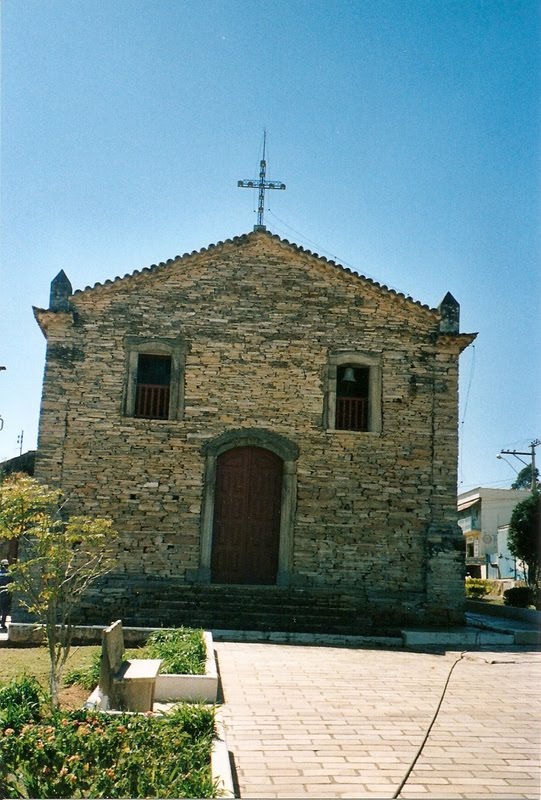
[465,578,493,600]
[0,675,44,730]
[139,628,206,675]
[0,698,217,798]
[503,586,537,608]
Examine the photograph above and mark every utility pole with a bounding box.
[499,439,540,491]
[238,131,286,231]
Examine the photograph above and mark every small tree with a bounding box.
[0,473,118,708]
[507,491,540,588]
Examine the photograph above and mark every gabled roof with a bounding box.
[69,229,437,315]
[33,229,478,351]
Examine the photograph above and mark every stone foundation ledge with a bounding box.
[402,628,515,647]
[8,622,164,645]
[466,599,541,624]
[211,628,404,647]
[8,622,405,649]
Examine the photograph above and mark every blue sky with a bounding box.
[1,0,539,491]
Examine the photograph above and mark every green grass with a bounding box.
[467,596,505,606]
[63,650,101,689]
[0,645,101,690]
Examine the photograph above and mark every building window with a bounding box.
[124,336,186,421]
[335,365,369,431]
[135,354,171,419]
[326,351,382,433]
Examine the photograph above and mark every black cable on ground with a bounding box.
[391,651,468,799]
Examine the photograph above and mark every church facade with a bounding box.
[31,230,475,633]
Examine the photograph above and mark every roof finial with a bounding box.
[49,270,72,312]
[238,130,286,231]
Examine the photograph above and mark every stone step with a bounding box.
[80,587,375,635]
[118,609,372,635]
[146,599,355,616]
[22,580,410,637]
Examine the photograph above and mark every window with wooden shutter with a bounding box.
[325,351,382,434]
[135,354,172,419]
[123,336,186,421]
[335,365,370,431]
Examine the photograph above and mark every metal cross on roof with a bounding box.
[238,131,286,231]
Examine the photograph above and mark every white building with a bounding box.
[458,488,530,579]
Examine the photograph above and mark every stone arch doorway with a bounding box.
[211,446,283,584]
[199,429,299,586]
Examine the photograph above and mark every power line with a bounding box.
[498,439,540,491]
[459,478,518,491]
[266,209,401,289]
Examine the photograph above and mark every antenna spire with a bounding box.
[238,130,286,231]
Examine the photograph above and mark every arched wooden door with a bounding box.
[211,446,283,584]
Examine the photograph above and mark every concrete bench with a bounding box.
[99,619,161,712]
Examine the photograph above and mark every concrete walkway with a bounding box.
[215,641,541,799]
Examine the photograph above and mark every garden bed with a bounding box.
[84,629,218,708]
[0,646,233,798]
[0,676,221,798]
[155,631,218,703]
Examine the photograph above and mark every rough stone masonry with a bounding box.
[29,230,476,632]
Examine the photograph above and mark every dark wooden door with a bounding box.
[211,446,283,584]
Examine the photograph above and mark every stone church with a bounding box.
[31,230,475,634]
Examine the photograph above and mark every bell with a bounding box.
[342,367,356,382]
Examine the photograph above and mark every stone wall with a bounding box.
[31,231,475,629]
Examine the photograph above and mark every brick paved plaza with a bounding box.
[215,642,541,799]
